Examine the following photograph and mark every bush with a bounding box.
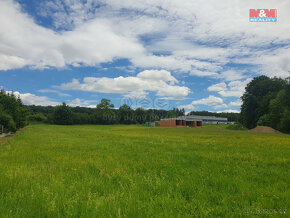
[226,123,247,130]
[257,114,271,126]
[277,109,290,133]
[0,113,17,132]
[29,113,47,122]
[0,92,28,131]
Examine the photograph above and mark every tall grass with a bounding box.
[0,124,289,217]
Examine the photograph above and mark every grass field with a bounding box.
[0,124,289,217]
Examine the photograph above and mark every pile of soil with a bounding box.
[249,126,280,133]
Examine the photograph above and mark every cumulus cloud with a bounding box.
[104,0,290,78]
[123,90,148,99]
[218,70,246,81]
[7,90,98,107]
[137,70,178,84]
[1,0,290,113]
[8,91,60,106]
[131,55,222,76]
[38,89,71,97]
[0,55,26,70]
[57,70,190,99]
[1,0,289,80]
[217,109,240,113]
[179,95,226,111]
[192,95,224,106]
[0,0,144,70]
[208,78,252,97]
[229,99,242,107]
[208,82,227,92]
[214,104,228,109]
[178,104,196,111]
[67,98,97,108]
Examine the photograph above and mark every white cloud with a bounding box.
[214,104,228,109]
[8,90,99,107]
[137,70,178,84]
[57,70,190,99]
[189,70,219,77]
[0,54,26,70]
[218,90,242,98]
[217,109,240,113]
[218,70,246,81]
[0,0,290,77]
[8,91,60,106]
[234,46,290,78]
[38,0,103,30]
[131,54,222,76]
[192,95,224,106]
[208,82,227,92]
[38,89,71,97]
[179,95,226,111]
[0,0,144,70]
[123,90,148,99]
[178,104,196,111]
[0,0,289,81]
[208,78,252,97]
[67,98,97,108]
[229,99,242,107]
[102,0,290,79]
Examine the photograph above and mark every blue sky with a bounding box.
[1,0,290,112]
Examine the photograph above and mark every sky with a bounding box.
[0,0,290,112]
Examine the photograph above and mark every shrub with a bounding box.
[0,113,17,132]
[226,123,247,130]
[277,109,290,133]
[29,113,47,122]
[257,114,271,126]
[0,92,28,131]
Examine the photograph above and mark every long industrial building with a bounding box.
[160,115,228,128]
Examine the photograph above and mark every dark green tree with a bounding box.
[52,103,74,125]
[93,99,117,124]
[119,104,134,124]
[134,107,147,124]
[0,91,28,132]
[167,110,177,118]
[278,109,290,133]
[29,113,47,122]
[96,98,114,110]
[241,76,287,128]
[0,112,16,133]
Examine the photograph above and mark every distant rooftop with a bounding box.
[161,115,228,122]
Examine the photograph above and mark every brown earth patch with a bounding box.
[249,126,280,133]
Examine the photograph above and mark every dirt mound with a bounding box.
[249,126,280,133]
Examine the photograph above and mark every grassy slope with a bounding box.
[0,124,289,217]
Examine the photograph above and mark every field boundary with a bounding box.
[0,127,26,146]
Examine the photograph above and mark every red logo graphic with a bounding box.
[249,9,277,22]
[249,9,276,18]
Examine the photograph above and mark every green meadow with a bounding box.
[0,124,289,217]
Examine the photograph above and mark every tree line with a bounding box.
[27,99,187,125]
[240,75,290,133]
[0,89,28,132]
[27,98,240,126]
[0,89,240,131]
[2,75,289,133]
